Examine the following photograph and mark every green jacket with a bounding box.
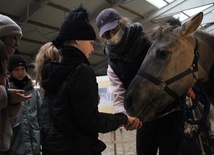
[9,78,42,155]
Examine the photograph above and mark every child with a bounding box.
[8,54,42,155]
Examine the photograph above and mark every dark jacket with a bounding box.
[105,23,150,89]
[41,46,128,155]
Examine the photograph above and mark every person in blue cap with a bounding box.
[96,8,182,155]
[96,8,204,155]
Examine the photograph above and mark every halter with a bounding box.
[136,35,213,155]
[137,38,199,99]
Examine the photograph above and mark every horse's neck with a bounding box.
[196,32,214,73]
[198,61,214,103]
[198,64,208,81]
[196,32,214,103]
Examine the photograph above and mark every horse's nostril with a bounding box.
[125,96,133,109]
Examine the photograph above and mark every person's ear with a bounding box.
[75,40,80,45]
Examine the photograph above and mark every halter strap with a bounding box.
[137,70,179,98]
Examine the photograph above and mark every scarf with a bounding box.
[9,76,32,90]
[105,22,148,63]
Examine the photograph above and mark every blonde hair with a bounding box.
[34,42,60,86]
[119,17,132,29]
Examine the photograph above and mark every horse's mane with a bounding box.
[145,17,181,41]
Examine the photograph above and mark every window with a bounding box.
[146,0,175,9]
[173,4,213,22]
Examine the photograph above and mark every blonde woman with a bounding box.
[34,42,60,155]
[35,42,60,86]
[40,5,134,155]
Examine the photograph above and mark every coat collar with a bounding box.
[60,46,90,65]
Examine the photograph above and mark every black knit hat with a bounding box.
[53,5,96,49]
[8,54,27,72]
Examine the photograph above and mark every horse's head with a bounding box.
[125,12,205,122]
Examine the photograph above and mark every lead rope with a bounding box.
[179,84,214,155]
[187,97,206,155]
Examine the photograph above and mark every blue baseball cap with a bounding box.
[96,8,122,38]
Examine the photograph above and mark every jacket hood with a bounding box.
[42,46,89,93]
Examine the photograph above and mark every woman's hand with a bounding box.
[8,89,32,105]
[124,117,142,131]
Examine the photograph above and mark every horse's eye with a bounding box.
[158,50,169,59]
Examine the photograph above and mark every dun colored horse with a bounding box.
[125,12,214,122]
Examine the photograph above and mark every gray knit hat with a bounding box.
[0,14,22,38]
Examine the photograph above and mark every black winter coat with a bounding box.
[41,46,128,155]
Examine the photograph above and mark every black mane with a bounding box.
[146,17,181,41]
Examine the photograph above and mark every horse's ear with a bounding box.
[179,12,203,36]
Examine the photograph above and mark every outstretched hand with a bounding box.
[8,89,32,105]
[124,117,142,131]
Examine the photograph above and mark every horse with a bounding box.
[124,12,214,122]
